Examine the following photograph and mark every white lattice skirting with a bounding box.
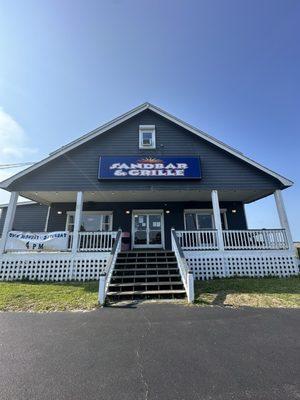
[184,250,299,280]
[0,252,110,282]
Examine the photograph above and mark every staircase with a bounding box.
[106,250,186,302]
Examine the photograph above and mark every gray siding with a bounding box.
[8,110,282,192]
[48,201,247,249]
[0,204,49,235]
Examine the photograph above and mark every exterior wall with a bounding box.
[0,203,49,235]
[8,110,282,192]
[48,201,247,249]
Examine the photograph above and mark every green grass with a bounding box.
[0,277,299,312]
[194,276,300,308]
[0,281,99,312]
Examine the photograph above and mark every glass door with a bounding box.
[133,214,148,247]
[132,211,164,249]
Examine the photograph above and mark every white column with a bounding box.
[274,190,293,249]
[211,190,224,251]
[71,191,83,254]
[0,191,19,254]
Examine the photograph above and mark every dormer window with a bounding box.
[139,125,156,149]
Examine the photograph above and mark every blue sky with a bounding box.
[0,0,299,238]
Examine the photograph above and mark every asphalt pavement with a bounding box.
[0,303,299,400]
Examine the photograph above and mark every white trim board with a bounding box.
[0,102,293,189]
[0,200,37,208]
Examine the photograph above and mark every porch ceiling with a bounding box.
[19,189,275,205]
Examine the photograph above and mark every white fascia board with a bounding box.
[0,102,293,189]
[0,200,37,208]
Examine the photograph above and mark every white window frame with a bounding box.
[139,125,156,149]
[184,209,228,230]
[66,211,113,232]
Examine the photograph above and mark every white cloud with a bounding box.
[0,109,37,205]
[0,107,37,162]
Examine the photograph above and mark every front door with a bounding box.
[132,211,164,249]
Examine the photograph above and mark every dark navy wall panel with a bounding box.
[0,204,49,235]
[8,110,282,191]
[48,201,247,249]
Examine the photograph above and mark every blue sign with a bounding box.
[98,156,201,180]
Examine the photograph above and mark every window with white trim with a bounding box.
[139,125,156,149]
[66,211,113,232]
[184,209,228,230]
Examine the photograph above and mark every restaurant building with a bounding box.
[0,103,297,302]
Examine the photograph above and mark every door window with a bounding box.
[134,214,147,245]
[148,214,162,245]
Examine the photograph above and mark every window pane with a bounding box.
[197,214,213,229]
[134,231,147,245]
[142,132,153,145]
[103,215,110,224]
[143,132,152,140]
[185,213,197,230]
[102,223,110,232]
[81,215,102,231]
[149,215,161,230]
[149,231,161,245]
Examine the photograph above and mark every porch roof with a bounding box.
[18,188,276,205]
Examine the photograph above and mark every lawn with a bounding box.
[0,281,99,312]
[194,276,300,308]
[0,277,299,311]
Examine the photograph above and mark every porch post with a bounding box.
[274,190,293,250]
[0,191,19,254]
[211,190,224,251]
[71,191,83,254]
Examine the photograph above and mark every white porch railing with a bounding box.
[175,229,289,251]
[223,229,289,250]
[98,229,122,305]
[176,230,218,250]
[171,229,194,302]
[68,231,117,252]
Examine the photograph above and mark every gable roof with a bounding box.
[0,102,293,189]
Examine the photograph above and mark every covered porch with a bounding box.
[0,187,294,254]
[0,187,297,304]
